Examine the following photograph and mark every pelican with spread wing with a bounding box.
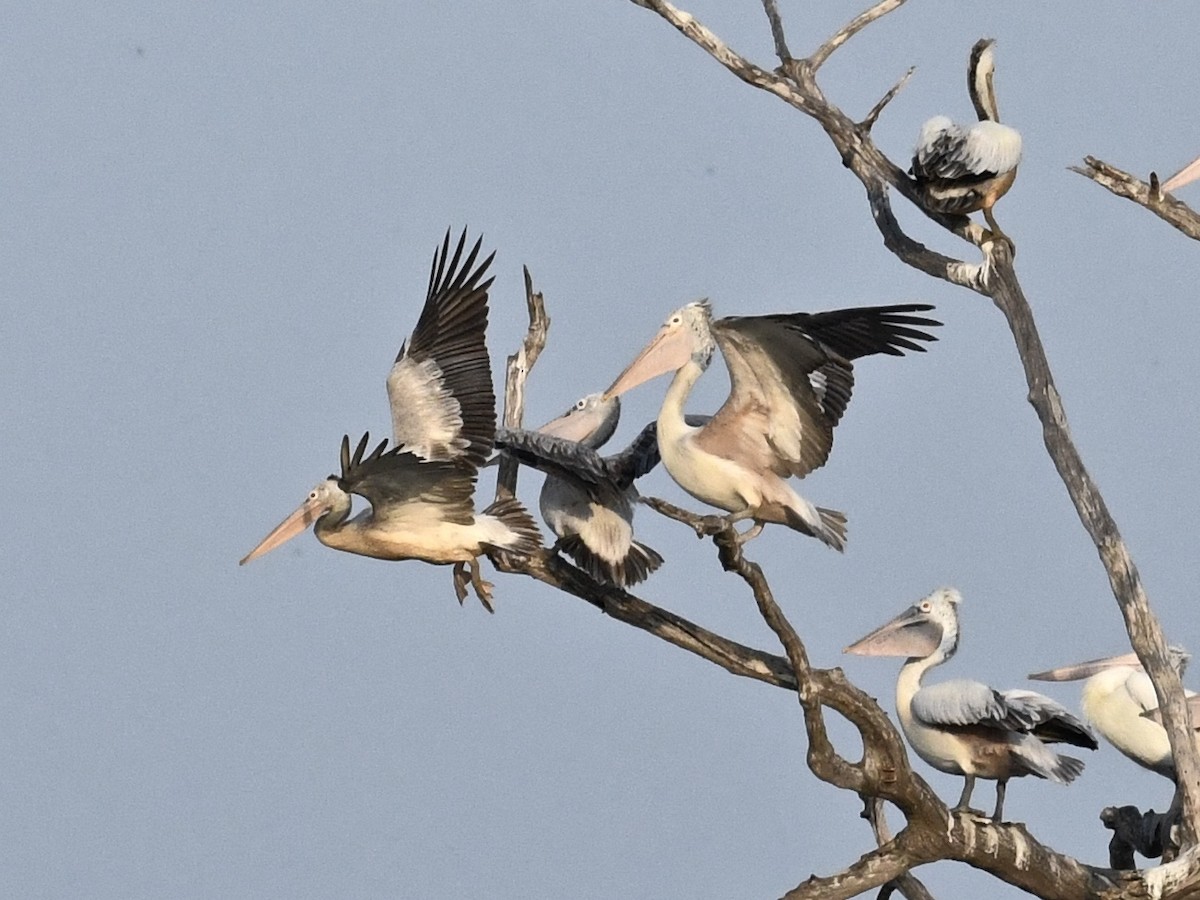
[846,588,1097,822]
[496,393,664,588]
[911,39,1022,245]
[602,301,940,549]
[240,230,541,610]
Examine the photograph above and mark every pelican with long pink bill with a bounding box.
[496,393,664,587]
[845,588,1097,821]
[602,301,940,549]
[1029,647,1198,780]
[239,230,541,610]
[1163,154,1200,194]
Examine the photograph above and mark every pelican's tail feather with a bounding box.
[1045,752,1085,785]
[1014,737,1085,785]
[785,506,847,552]
[482,497,543,554]
[558,534,664,588]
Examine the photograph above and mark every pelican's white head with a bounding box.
[844,587,962,662]
[603,300,716,399]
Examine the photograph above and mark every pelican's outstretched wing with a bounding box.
[338,432,477,526]
[700,305,939,479]
[387,229,497,467]
[495,423,661,500]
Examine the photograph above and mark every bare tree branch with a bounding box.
[866,799,937,900]
[860,67,915,133]
[759,0,790,64]
[1071,156,1200,241]
[495,266,550,500]
[808,0,908,73]
[985,254,1200,845]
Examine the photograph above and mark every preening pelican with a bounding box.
[495,393,665,587]
[240,230,541,610]
[845,588,1097,821]
[603,302,940,549]
[911,39,1023,244]
[1029,647,1198,780]
[1163,154,1200,194]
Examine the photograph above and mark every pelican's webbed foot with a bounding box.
[733,522,765,545]
[982,209,1016,258]
[452,562,470,604]
[451,559,496,612]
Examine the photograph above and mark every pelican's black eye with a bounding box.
[670,315,681,325]
[919,601,931,612]
[309,491,318,500]
[575,399,586,410]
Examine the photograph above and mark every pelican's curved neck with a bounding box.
[658,359,705,437]
[897,647,950,713]
[313,495,354,548]
[970,69,998,123]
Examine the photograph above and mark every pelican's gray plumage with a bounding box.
[1163,154,1200,194]
[911,39,1022,243]
[496,393,665,587]
[603,301,940,549]
[240,230,541,610]
[845,588,1097,821]
[1030,647,1198,780]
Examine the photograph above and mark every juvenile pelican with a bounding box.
[911,39,1022,244]
[603,302,940,549]
[845,588,1097,821]
[240,230,541,610]
[496,393,665,587]
[1030,647,1198,780]
[1163,154,1200,194]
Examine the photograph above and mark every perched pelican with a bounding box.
[911,38,1023,244]
[1029,647,1199,780]
[602,302,940,549]
[1163,154,1200,194]
[240,230,542,610]
[845,588,1097,821]
[495,393,665,587]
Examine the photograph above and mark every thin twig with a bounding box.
[808,0,908,72]
[759,0,791,63]
[1071,156,1200,241]
[860,67,914,133]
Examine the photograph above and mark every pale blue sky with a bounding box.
[4,2,1200,897]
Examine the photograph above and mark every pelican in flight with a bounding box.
[911,38,1022,245]
[1163,154,1200,194]
[1029,647,1198,780]
[240,230,541,610]
[496,393,664,587]
[602,301,940,549]
[845,588,1097,821]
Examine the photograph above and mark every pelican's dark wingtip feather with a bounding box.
[396,229,497,466]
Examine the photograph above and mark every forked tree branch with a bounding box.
[1072,157,1200,242]
[617,0,1200,895]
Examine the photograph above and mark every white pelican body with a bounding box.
[604,301,940,549]
[912,39,1022,241]
[497,393,664,587]
[846,588,1097,821]
[1030,649,1198,780]
[240,230,541,610]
